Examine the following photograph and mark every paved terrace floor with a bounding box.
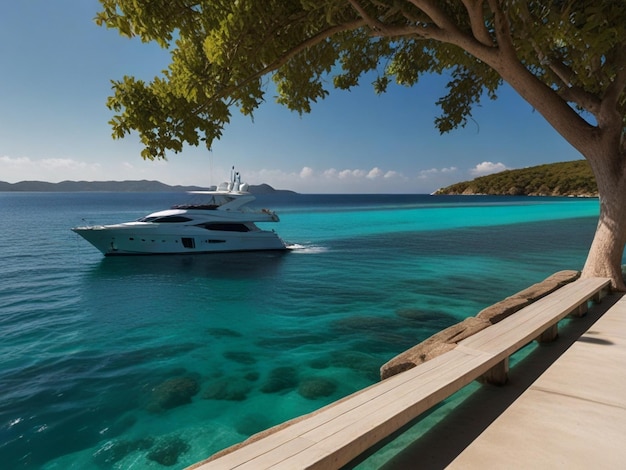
[377,292,626,470]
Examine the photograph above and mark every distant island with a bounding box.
[1,160,596,196]
[435,160,598,197]
[0,179,295,194]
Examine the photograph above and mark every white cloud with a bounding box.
[244,166,415,193]
[299,166,314,178]
[470,161,508,177]
[367,167,383,179]
[324,167,403,182]
[0,155,91,182]
[417,167,458,179]
[338,169,366,179]
[1,155,31,166]
[41,158,86,171]
[323,168,338,178]
[412,166,461,194]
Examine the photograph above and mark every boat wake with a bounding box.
[286,243,328,254]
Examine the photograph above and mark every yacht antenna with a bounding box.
[208,151,214,188]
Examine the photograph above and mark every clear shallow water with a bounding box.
[0,192,604,469]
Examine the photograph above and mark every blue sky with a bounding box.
[0,1,582,193]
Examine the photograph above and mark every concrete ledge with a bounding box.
[446,293,626,469]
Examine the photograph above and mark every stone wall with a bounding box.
[380,270,580,380]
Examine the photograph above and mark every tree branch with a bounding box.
[347,0,387,33]
[558,85,601,115]
[602,42,626,115]
[598,43,626,153]
[536,55,601,115]
[255,19,366,78]
[345,0,430,39]
[407,0,460,32]
[461,0,493,46]
[204,18,367,108]
[485,0,516,61]
[402,0,499,61]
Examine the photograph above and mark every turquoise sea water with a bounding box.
[0,192,604,469]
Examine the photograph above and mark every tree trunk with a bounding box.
[463,9,626,290]
[581,158,626,291]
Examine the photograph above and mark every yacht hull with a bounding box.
[72,224,286,256]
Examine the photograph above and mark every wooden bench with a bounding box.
[189,277,611,470]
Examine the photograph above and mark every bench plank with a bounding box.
[190,277,611,470]
[460,277,610,358]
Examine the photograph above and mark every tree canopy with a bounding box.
[96,1,626,288]
[96,1,626,159]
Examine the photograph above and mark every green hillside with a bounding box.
[434,160,597,197]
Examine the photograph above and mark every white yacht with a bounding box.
[72,170,287,256]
